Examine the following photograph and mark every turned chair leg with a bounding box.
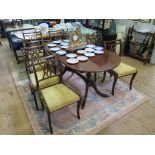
[47,111,53,134]
[130,72,137,90]
[77,101,81,119]
[33,91,39,110]
[101,71,106,82]
[112,76,118,95]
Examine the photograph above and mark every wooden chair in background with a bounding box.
[101,39,137,95]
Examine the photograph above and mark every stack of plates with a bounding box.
[53,40,62,44]
[61,42,69,46]
[61,45,69,49]
[56,50,67,56]
[85,48,94,52]
[84,53,95,57]
[66,53,77,58]
[63,39,70,43]
[86,44,96,48]
[94,50,104,54]
[67,58,79,64]
[47,43,57,47]
[50,47,60,52]
[77,56,88,61]
[95,46,104,50]
[77,50,87,54]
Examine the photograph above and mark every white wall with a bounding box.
[115,19,155,33]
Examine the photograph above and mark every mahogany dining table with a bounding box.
[58,49,121,108]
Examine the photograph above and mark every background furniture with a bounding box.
[124,27,154,64]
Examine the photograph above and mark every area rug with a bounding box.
[8,63,149,135]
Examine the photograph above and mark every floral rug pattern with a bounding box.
[9,63,149,135]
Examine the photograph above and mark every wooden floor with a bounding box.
[0,39,155,135]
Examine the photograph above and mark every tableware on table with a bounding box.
[50,47,60,52]
[85,48,94,52]
[94,50,104,55]
[61,42,69,46]
[86,44,96,48]
[84,52,95,57]
[61,45,69,49]
[63,39,70,43]
[47,43,57,47]
[56,50,67,56]
[77,56,88,62]
[53,40,62,44]
[66,53,77,58]
[95,46,104,50]
[77,50,87,54]
[67,58,79,64]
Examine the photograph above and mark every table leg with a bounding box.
[81,72,109,109]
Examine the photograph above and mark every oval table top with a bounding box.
[58,50,121,73]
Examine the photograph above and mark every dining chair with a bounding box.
[48,29,65,41]
[23,30,44,47]
[31,55,81,134]
[86,33,102,46]
[22,46,59,110]
[101,39,137,95]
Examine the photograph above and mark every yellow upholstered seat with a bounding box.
[113,62,137,77]
[29,70,60,90]
[40,83,80,112]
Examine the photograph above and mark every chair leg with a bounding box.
[130,72,137,90]
[77,101,81,119]
[112,76,118,96]
[101,71,106,82]
[41,100,44,111]
[47,111,53,134]
[94,72,97,82]
[33,91,39,111]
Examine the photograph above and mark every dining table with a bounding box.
[46,41,121,108]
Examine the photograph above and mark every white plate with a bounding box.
[50,47,60,52]
[53,40,62,44]
[94,50,104,54]
[86,44,96,48]
[77,56,88,61]
[56,50,67,56]
[61,42,69,46]
[63,39,69,43]
[47,43,57,47]
[84,52,95,57]
[66,53,77,58]
[67,58,79,64]
[61,45,69,49]
[77,50,87,54]
[95,46,104,50]
[85,48,94,52]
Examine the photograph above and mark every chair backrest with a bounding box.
[104,39,122,56]
[86,33,102,45]
[23,30,44,47]
[31,55,62,89]
[22,45,49,73]
[48,29,65,41]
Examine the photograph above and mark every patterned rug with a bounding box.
[9,63,149,135]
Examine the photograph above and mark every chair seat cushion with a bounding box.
[113,62,137,77]
[29,70,60,90]
[41,83,80,112]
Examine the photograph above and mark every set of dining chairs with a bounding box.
[21,29,137,134]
